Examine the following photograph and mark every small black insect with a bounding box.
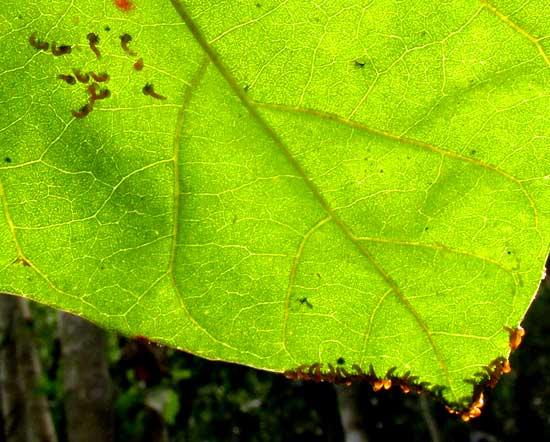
[298,297,313,309]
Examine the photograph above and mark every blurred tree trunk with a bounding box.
[0,385,6,442]
[58,312,115,442]
[142,405,168,442]
[0,294,57,442]
[335,384,369,442]
[0,295,27,442]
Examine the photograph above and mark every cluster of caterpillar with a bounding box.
[70,83,111,118]
[57,69,109,85]
[284,363,442,397]
[285,326,525,422]
[56,68,111,118]
[449,356,511,422]
[29,32,71,55]
[29,29,168,118]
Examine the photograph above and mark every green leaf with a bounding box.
[1,0,549,414]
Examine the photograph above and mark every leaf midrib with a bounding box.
[169,0,456,398]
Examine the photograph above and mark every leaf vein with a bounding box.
[167,56,237,349]
[480,0,549,65]
[282,216,331,362]
[254,100,539,230]
[170,0,456,398]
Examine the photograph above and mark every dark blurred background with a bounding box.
[0,275,548,442]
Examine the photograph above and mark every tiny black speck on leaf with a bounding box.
[337,357,345,365]
[299,298,313,309]
[4,157,11,163]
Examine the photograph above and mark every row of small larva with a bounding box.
[29,32,71,55]
[58,69,110,85]
[29,31,138,59]
[29,30,167,118]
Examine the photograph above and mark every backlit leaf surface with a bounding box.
[1,0,549,412]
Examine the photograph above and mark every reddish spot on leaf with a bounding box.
[133,57,144,71]
[114,0,135,12]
